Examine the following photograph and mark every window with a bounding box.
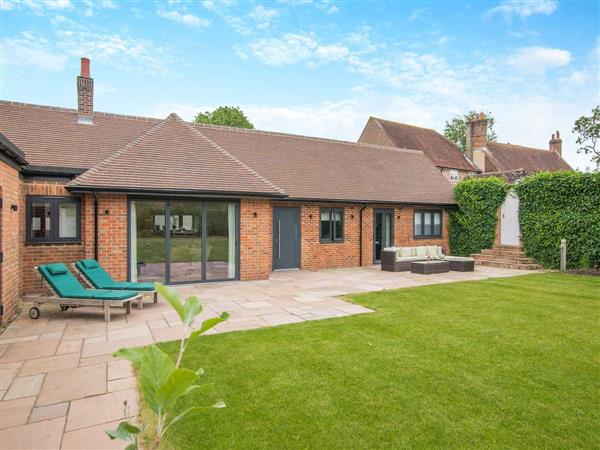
[26,196,81,243]
[414,210,442,238]
[449,169,459,183]
[320,208,344,242]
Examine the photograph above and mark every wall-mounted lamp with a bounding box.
[309,214,313,219]
[104,209,110,215]
[253,212,258,217]
[350,214,354,219]
[10,204,18,212]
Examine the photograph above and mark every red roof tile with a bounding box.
[484,142,571,173]
[363,117,478,172]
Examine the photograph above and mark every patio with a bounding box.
[0,265,537,449]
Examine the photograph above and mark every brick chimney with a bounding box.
[549,130,562,157]
[465,112,488,159]
[77,57,93,124]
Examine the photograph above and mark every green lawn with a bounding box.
[136,236,229,263]
[146,273,599,449]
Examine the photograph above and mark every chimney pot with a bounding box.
[77,57,94,122]
[549,130,562,157]
[80,57,90,78]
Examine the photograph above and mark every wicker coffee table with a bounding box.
[410,260,450,274]
[446,257,475,272]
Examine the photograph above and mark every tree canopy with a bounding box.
[195,106,254,129]
[443,111,497,152]
[572,105,600,168]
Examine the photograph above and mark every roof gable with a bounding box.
[367,117,478,172]
[484,142,572,173]
[68,114,285,197]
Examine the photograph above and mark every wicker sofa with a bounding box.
[381,246,475,272]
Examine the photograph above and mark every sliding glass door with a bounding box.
[130,199,238,284]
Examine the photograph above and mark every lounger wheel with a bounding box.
[29,307,40,319]
[60,304,70,311]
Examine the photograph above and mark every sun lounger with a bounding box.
[73,259,157,309]
[24,263,141,322]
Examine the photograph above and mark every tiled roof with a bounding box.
[366,117,478,172]
[197,124,456,204]
[0,101,159,169]
[0,132,28,166]
[68,114,285,197]
[1,101,455,204]
[484,142,572,173]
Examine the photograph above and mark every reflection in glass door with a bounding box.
[206,202,237,280]
[169,201,202,283]
[130,200,166,282]
[130,199,238,283]
[373,209,394,263]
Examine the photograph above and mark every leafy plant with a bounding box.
[517,171,600,269]
[106,282,229,449]
[580,254,591,270]
[572,106,600,168]
[448,177,510,256]
[195,106,254,129]
[443,110,497,152]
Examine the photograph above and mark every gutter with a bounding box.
[359,204,368,266]
[66,185,288,199]
[94,191,99,261]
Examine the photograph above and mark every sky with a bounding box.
[1,0,599,170]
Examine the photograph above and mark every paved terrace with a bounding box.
[0,265,538,449]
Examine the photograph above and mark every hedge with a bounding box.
[448,177,510,256]
[516,171,600,269]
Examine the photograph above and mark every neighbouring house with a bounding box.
[464,112,572,179]
[0,58,456,321]
[359,112,572,266]
[358,116,480,184]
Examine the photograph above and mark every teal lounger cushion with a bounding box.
[76,259,155,291]
[38,263,138,301]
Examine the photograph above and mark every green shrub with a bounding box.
[516,171,600,269]
[448,177,510,256]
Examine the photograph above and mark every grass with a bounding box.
[144,273,599,449]
[136,236,229,264]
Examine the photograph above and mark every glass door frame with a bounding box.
[127,196,240,284]
[373,208,394,264]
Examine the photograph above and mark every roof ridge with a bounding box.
[371,116,439,133]
[0,100,162,123]
[488,141,554,154]
[178,117,286,194]
[68,114,176,186]
[193,122,424,154]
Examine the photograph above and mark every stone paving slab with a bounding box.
[0,265,539,449]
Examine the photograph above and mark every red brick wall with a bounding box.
[0,161,22,320]
[88,194,128,282]
[394,206,449,254]
[239,198,272,280]
[20,180,87,294]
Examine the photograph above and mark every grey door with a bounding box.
[373,208,394,263]
[273,207,300,270]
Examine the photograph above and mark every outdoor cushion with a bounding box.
[415,247,427,257]
[426,246,438,257]
[76,259,155,291]
[82,259,100,269]
[437,246,444,257]
[47,264,68,275]
[399,247,412,258]
[38,263,138,301]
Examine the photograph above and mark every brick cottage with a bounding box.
[0,58,456,321]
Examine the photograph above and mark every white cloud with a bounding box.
[408,8,427,22]
[560,71,587,85]
[1,30,174,75]
[249,33,349,66]
[1,31,68,70]
[157,10,210,28]
[249,5,278,29]
[225,16,252,35]
[487,0,557,19]
[325,5,339,14]
[508,46,571,73]
[436,35,448,46]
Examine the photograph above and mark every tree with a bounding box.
[572,106,600,167]
[195,106,254,129]
[443,111,497,152]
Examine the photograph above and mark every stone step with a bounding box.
[472,254,537,264]
[485,248,527,256]
[474,260,542,270]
